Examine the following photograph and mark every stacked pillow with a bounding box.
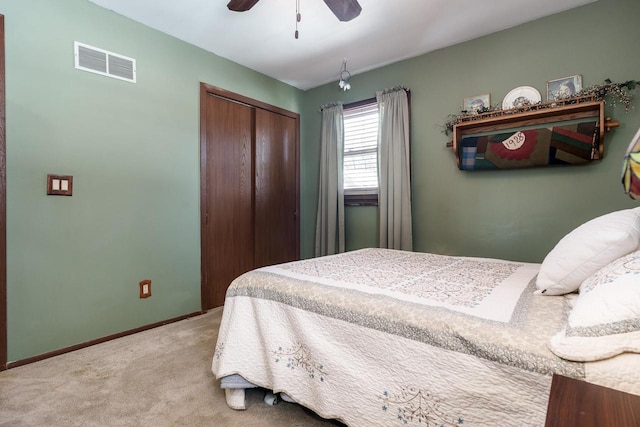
[548,249,640,361]
[536,207,640,361]
[535,207,640,295]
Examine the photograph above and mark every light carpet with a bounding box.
[0,308,343,426]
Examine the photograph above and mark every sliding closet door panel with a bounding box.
[200,83,300,310]
[202,94,254,309]
[254,109,298,268]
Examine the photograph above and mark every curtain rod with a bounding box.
[379,86,410,95]
[319,101,343,112]
[319,86,410,112]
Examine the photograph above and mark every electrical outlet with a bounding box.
[139,279,151,298]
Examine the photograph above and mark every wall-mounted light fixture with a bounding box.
[338,59,351,91]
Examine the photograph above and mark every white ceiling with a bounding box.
[87,0,596,91]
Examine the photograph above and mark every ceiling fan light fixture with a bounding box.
[338,59,352,91]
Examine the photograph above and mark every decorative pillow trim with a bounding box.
[566,318,640,338]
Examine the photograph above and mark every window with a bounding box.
[343,99,378,205]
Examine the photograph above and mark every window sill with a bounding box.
[344,194,378,206]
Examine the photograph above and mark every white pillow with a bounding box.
[535,207,640,295]
[548,250,640,361]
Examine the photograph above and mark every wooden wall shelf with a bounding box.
[449,99,619,170]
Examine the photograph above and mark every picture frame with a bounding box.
[463,94,490,114]
[546,75,582,101]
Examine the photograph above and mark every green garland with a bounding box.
[443,79,640,135]
[574,79,639,110]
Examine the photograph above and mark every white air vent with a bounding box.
[74,41,136,83]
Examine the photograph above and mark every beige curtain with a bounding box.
[377,88,413,251]
[315,103,345,257]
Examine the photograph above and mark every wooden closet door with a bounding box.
[201,93,255,309]
[200,83,300,310]
[254,109,298,268]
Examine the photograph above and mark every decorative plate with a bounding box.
[502,86,542,110]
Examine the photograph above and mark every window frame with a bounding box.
[343,97,379,206]
[341,91,411,207]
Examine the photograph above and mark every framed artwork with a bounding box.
[463,94,490,114]
[547,75,582,101]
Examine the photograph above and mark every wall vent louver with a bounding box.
[74,41,136,83]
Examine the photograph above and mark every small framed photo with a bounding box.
[463,94,490,114]
[547,75,582,101]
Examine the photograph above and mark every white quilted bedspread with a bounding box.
[212,249,640,426]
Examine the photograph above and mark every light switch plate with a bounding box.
[47,174,73,196]
[139,279,152,298]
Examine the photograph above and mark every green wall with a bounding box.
[4,0,640,363]
[300,0,640,261]
[2,0,301,362]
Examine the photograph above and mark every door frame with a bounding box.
[199,83,300,311]
[1,14,7,370]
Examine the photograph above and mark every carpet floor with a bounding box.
[0,308,343,426]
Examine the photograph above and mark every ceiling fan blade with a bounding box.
[227,0,261,12]
[322,0,362,22]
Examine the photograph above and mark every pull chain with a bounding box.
[295,0,301,39]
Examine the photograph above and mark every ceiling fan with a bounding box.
[227,0,362,22]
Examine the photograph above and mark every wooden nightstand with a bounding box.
[545,374,640,426]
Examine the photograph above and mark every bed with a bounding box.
[211,208,640,426]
